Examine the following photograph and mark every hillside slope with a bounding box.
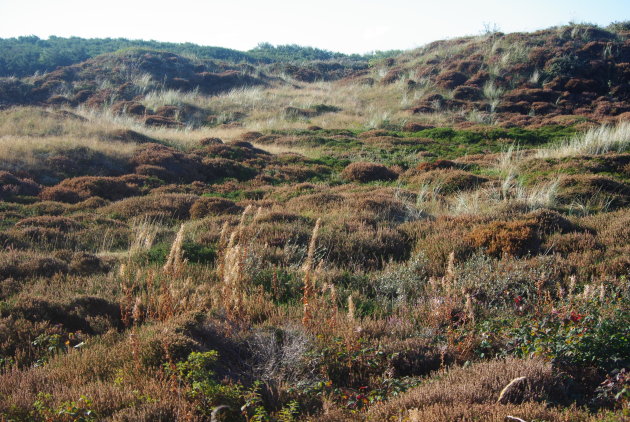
[0,23,628,421]
[362,23,630,126]
[1,23,629,129]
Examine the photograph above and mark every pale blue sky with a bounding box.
[0,0,628,53]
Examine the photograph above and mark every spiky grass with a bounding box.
[163,223,186,275]
[537,121,630,158]
[302,218,321,327]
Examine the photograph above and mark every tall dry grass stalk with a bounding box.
[218,205,253,320]
[163,224,186,275]
[129,216,162,254]
[347,294,356,323]
[302,218,321,327]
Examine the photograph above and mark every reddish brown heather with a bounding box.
[111,100,147,116]
[239,131,264,141]
[39,176,140,203]
[0,171,41,199]
[103,193,198,219]
[434,70,468,89]
[381,67,404,84]
[15,216,83,233]
[109,128,154,144]
[132,143,205,183]
[340,162,398,183]
[468,220,540,258]
[189,197,243,219]
[414,159,460,172]
[403,122,435,132]
[143,115,183,128]
[198,137,223,146]
[406,169,488,193]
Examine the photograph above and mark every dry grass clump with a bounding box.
[103,193,198,220]
[537,120,630,158]
[39,176,140,203]
[189,197,243,219]
[340,162,398,183]
[367,358,564,421]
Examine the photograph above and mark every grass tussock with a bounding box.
[537,121,630,158]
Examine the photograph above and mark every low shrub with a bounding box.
[40,176,140,203]
[0,171,41,200]
[407,169,487,193]
[367,358,564,421]
[132,143,205,183]
[104,194,198,220]
[468,220,540,257]
[190,197,242,219]
[15,216,82,233]
[320,222,412,269]
[109,128,154,143]
[341,162,398,183]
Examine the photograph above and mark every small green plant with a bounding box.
[33,393,98,422]
[510,307,629,370]
[31,333,66,367]
[170,350,242,418]
[241,381,270,421]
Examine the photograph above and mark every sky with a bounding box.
[0,0,629,54]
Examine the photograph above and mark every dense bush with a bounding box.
[468,220,540,257]
[104,193,198,219]
[40,176,140,203]
[340,162,398,183]
[190,197,242,219]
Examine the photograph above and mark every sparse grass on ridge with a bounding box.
[537,121,630,158]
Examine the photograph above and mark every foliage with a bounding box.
[32,393,98,422]
[0,37,380,78]
[510,303,630,371]
[170,350,243,418]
